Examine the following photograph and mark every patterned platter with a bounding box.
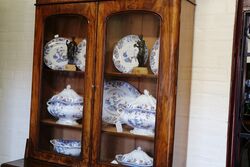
[74,39,86,71]
[102,80,141,124]
[44,37,69,70]
[150,39,160,75]
[113,35,148,73]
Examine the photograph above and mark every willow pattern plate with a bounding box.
[113,35,148,73]
[44,37,69,70]
[102,80,141,124]
[150,39,160,75]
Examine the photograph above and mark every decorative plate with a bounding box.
[102,80,141,124]
[113,35,148,73]
[74,39,86,71]
[115,147,153,167]
[150,39,160,75]
[44,37,69,70]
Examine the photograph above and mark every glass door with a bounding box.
[99,12,160,163]
[29,2,96,165]
[39,14,88,156]
[92,1,166,165]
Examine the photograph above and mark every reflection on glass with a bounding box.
[99,11,161,165]
[241,141,250,167]
[38,14,88,157]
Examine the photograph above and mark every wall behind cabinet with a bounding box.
[186,0,236,167]
[0,0,35,164]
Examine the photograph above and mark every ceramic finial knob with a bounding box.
[137,147,142,151]
[54,34,59,38]
[66,85,71,89]
[144,89,149,96]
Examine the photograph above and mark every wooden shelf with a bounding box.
[102,124,154,141]
[43,67,85,75]
[105,72,157,79]
[41,118,82,129]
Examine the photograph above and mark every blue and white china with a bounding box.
[74,39,86,71]
[120,109,155,136]
[44,35,69,70]
[50,139,81,156]
[150,39,160,75]
[102,80,141,124]
[48,85,83,105]
[115,147,153,167]
[113,35,149,73]
[47,102,83,125]
[128,90,156,112]
[120,90,156,136]
[47,85,83,125]
[246,79,250,88]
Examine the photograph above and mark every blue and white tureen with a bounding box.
[115,147,153,167]
[120,90,156,136]
[47,85,83,125]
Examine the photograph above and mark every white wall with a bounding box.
[0,0,35,164]
[186,0,236,167]
[0,0,236,166]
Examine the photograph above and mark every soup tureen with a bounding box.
[120,90,156,136]
[47,85,83,125]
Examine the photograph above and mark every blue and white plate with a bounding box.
[150,39,160,75]
[113,35,148,73]
[74,39,86,71]
[44,37,69,70]
[102,80,141,124]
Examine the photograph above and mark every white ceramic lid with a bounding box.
[116,147,153,166]
[48,85,83,104]
[128,89,156,112]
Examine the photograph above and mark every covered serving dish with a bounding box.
[115,147,153,167]
[47,85,83,125]
[120,90,156,136]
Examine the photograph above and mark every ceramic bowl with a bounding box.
[50,139,81,156]
[47,102,83,125]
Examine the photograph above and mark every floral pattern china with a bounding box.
[102,80,140,124]
[74,39,86,71]
[113,35,148,73]
[150,39,160,75]
[47,85,83,125]
[115,147,153,167]
[50,139,81,156]
[44,35,69,70]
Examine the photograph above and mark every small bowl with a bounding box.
[50,139,81,156]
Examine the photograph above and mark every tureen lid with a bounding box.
[115,147,153,166]
[48,85,83,104]
[129,89,156,111]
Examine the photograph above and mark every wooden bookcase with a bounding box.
[25,0,195,166]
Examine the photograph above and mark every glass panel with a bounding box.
[38,14,88,158]
[240,139,250,167]
[100,12,161,165]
